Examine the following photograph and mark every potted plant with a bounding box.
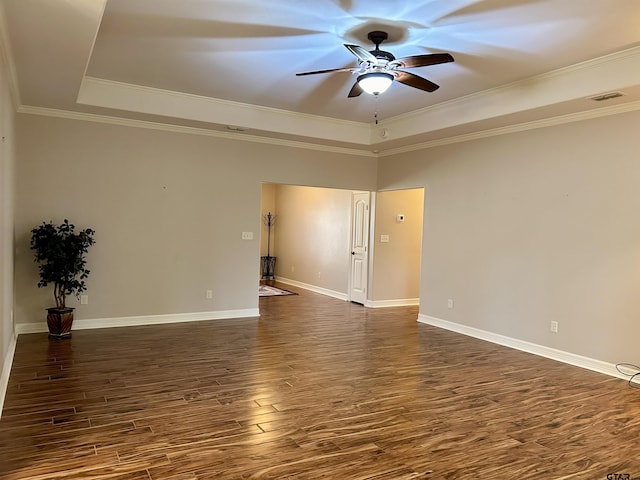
[30,219,95,338]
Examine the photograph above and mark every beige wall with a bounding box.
[378,110,640,365]
[10,75,640,373]
[14,114,377,326]
[371,189,423,302]
[0,45,16,409]
[273,185,352,294]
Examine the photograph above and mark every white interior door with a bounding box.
[350,192,370,304]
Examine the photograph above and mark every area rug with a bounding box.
[259,284,297,297]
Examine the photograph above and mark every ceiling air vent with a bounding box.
[589,91,625,102]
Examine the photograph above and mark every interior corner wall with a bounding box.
[273,184,352,295]
[13,114,377,327]
[371,188,423,302]
[377,109,640,366]
[0,45,16,413]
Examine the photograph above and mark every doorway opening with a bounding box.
[260,184,423,307]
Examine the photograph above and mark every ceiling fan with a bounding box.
[296,31,454,97]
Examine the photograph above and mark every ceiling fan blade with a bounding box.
[393,53,454,69]
[395,71,440,92]
[347,81,363,98]
[344,44,376,63]
[296,66,354,76]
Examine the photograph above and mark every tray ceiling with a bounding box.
[2,0,639,153]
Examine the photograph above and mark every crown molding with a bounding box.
[17,105,377,158]
[374,45,640,146]
[13,44,640,157]
[77,76,373,146]
[383,45,640,126]
[379,99,640,156]
[19,95,640,161]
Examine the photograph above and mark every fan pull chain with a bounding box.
[374,94,380,125]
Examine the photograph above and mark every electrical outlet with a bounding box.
[206,290,213,299]
[380,234,390,243]
[550,321,558,333]
[447,299,453,309]
[80,294,89,305]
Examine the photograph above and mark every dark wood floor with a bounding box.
[1,284,639,479]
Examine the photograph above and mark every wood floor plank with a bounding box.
[1,284,639,479]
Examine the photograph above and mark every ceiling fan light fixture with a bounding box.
[357,72,393,95]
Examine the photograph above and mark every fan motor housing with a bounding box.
[371,49,395,61]
[367,31,395,61]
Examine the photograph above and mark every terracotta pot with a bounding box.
[46,307,74,339]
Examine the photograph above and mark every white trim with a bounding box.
[274,278,418,308]
[76,47,640,151]
[365,298,420,308]
[375,46,640,147]
[366,192,377,302]
[17,105,376,158]
[16,93,640,160]
[418,314,625,381]
[275,277,348,302]
[77,76,372,146]
[15,308,259,335]
[0,333,17,418]
[18,98,640,160]
[380,99,640,157]
[384,47,640,128]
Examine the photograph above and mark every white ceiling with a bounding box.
[1,0,640,154]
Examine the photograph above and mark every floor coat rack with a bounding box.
[261,212,276,280]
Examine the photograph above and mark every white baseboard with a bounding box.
[0,332,17,418]
[14,308,260,335]
[418,314,625,381]
[274,278,418,308]
[365,298,420,308]
[275,277,349,301]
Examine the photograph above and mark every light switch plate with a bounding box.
[241,232,253,240]
[380,234,389,243]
